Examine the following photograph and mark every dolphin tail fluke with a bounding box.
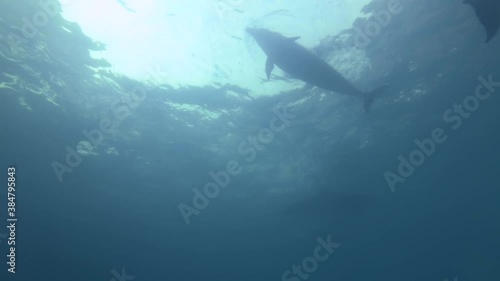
[363,85,388,113]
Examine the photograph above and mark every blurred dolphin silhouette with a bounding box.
[246,28,388,113]
[464,0,500,43]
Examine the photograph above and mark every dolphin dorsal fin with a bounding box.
[288,36,301,41]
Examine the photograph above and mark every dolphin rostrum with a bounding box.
[247,28,387,112]
[464,0,500,43]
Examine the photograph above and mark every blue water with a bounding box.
[1,0,499,280]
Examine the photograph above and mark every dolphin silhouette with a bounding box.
[247,28,387,112]
[464,0,500,43]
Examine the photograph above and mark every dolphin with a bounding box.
[464,0,500,43]
[246,28,387,112]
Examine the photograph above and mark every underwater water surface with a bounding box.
[1,0,500,280]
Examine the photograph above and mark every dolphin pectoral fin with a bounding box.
[481,16,499,43]
[288,36,301,41]
[265,58,274,80]
[363,85,389,113]
[464,0,500,43]
[485,27,498,43]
